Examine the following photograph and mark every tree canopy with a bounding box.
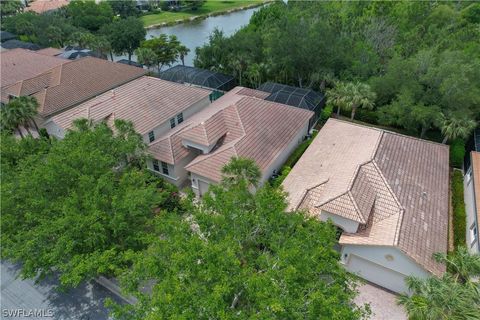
[102,17,146,63]
[108,158,369,320]
[0,120,178,288]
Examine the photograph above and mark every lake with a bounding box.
[115,6,262,67]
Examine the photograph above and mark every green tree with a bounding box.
[110,0,138,18]
[135,47,158,69]
[0,96,39,137]
[440,115,477,144]
[102,17,146,64]
[398,248,480,320]
[177,44,190,66]
[328,81,376,120]
[0,0,24,20]
[140,34,184,72]
[67,0,114,32]
[0,120,176,287]
[108,158,369,320]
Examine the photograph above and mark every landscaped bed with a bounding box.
[451,169,467,250]
[142,0,267,27]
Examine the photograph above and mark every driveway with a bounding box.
[1,261,124,320]
[354,282,407,320]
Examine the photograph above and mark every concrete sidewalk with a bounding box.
[354,283,407,320]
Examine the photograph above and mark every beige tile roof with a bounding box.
[282,119,449,276]
[17,57,146,117]
[36,47,63,56]
[25,0,69,13]
[236,87,270,99]
[50,76,211,135]
[0,48,67,88]
[148,87,313,179]
[472,152,480,228]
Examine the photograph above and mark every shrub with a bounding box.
[451,170,466,250]
[450,139,465,169]
[270,166,291,188]
[284,131,318,168]
[320,104,333,123]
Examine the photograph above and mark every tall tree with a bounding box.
[177,44,190,66]
[0,120,176,287]
[135,47,158,69]
[108,158,369,320]
[102,17,146,64]
[398,248,480,320]
[0,0,24,20]
[0,96,39,137]
[110,0,138,18]
[440,114,477,144]
[67,0,114,32]
[139,34,184,72]
[328,81,376,120]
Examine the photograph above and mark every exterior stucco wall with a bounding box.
[260,121,310,185]
[464,167,480,253]
[340,245,430,293]
[44,119,66,139]
[320,210,359,233]
[190,173,216,197]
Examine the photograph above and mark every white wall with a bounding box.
[320,210,359,233]
[341,245,431,294]
[464,167,480,253]
[190,173,217,197]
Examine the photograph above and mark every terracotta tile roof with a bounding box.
[0,48,67,88]
[36,47,62,56]
[472,152,480,228]
[50,76,211,135]
[236,87,270,99]
[282,119,449,276]
[26,57,146,117]
[148,87,313,178]
[185,97,313,182]
[25,0,69,13]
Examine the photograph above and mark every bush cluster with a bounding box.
[451,170,467,250]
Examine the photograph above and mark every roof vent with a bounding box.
[111,90,116,98]
[422,191,427,198]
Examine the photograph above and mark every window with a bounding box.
[152,159,160,172]
[470,224,478,246]
[177,112,184,124]
[170,118,176,129]
[161,161,169,175]
[148,131,155,142]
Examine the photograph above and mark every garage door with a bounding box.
[198,180,210,197]
[346,254,408,294]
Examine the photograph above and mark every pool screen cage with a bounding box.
[257,82,325,126]
[159,65,236,92]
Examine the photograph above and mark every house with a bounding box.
[464,151,480,253]
[148,87,314,192]
[1,48,67,90]
[257,82,325,128]
[36,47,63,57]
[2,56,146,127]
[282,119,450,293]
[25,0,70,14]
[45,76,211,145]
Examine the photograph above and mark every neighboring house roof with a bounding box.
[0,31,16,42]
[0,48,67,88]
[282,119,449,276]
[25,0,69,13]
[149,87,313,181]
[1,40,40,51]
[3,57,147,117]
[36,47,63,56]
[472,152,480,231]
[50,76,211,135]
[159,65,236,91]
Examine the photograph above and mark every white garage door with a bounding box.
[347,254,408,294]
[198,180,210,197]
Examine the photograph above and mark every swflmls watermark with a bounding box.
[2,308,54,318]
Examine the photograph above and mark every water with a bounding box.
[114,6,262,67]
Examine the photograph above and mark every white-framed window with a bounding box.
[470,223,478,246]
[161,161,169,175]
[177,112,184,124]
[152,159,160,172]
[148,131,155,143]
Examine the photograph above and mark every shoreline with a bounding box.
[144,1,271,30]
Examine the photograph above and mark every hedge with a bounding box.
[283,131,318,169]
[450,139,466,169]
[451,170,467,250]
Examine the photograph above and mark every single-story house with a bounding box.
[148,87,314,192]
[464,151,480,254]
[282,119,449,294]
[45,76,211,145]
[2,56,146,127]
[25,0,69,14]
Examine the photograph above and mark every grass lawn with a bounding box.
[142,0,266,27]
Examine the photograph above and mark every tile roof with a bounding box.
[36,47,63,56]
[0,49,67,88]
[282,119,449,276]
[5,57,146,117]
[25,0,69,13]
[148,87,313,181]
[50,76,211,135]
[471,152,480,235]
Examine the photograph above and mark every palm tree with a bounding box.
[440,114,477,144]
[327,81,376,120]
[398,248,480,320]
[135,47,158,71]
[177,45,190,66]
[0,96,39,137]
[221,157,261,188]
